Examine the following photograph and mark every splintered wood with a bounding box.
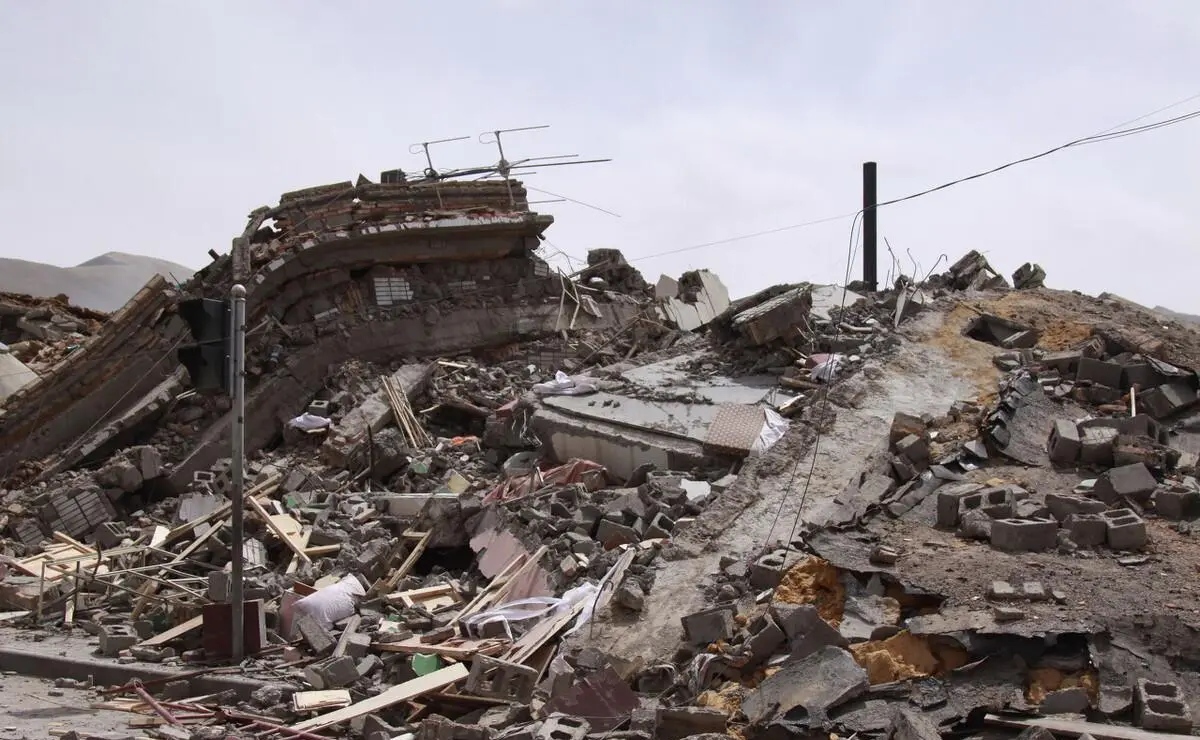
[383,374,431,448]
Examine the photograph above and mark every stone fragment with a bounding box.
[681,606,736,645]
[1094,463,1157,505]
[1042,687,1090,714]
[741,646,868,726]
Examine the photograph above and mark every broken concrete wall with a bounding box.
[0,275,180,478]
[657,270,731,331]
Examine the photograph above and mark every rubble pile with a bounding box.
[0,291,108,369]
[7,166,1200,739]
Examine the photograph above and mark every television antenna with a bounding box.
[408,135,471,207]
[408,125,611,209]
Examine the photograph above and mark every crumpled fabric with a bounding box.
[531,370,599,396]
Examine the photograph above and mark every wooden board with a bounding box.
[292,689,352,712]
[137,615,203,648]
[373,636,510,660]
[290,663,468,731]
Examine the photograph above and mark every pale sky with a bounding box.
[2,2,1198,311]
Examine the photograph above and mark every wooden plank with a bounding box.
[290,664,468,731]
[248,497,310,564]
[387,584,461,610]
[984,714,1185,740]
[137,615,203,648]
[373,531,430,597]
[505,599,585,664]
[149,526,169,549]
[303,544,340,557]
[331,615,362,659]
[372,636,509,660]
[285,527,313,576]
[292,689,352,712]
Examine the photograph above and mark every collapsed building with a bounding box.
[1,176,1200,740]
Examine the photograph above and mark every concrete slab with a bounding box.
[0,346,38,402]
[544,392,719,442]
[620,352,785,406]
[810,284,866,322]
[656,270,731,331]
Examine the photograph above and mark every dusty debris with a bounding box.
[3,171,1200,740]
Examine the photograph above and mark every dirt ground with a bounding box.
[0,674,132,737]
[573,309,995,665]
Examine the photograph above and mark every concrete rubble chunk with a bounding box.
[770,603,848,659]
[888,706,942,740]
[741,645,869,726]
[1094,462,1158,505]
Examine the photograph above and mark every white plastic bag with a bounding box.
[292,574,364,628]
[531,371,598,396]
[287,413,332,431]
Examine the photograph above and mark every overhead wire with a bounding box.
[619,92,1200,266]
[758,90,1200,552]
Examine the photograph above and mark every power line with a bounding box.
[624,92,1200,265]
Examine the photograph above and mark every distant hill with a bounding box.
[0,252,194,312]
[1154,306,1200,328]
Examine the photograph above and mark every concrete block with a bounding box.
[1135,679,1193,732]
[466,654,539,703]
[749,549,789,589]
[98,625,138,657]
[1154,488,1200,521]
[344,631,371,659]
[595,518,639,549]
[1103,508,1148,551]
[1094,463,1157,505]
[1077,358,1124,389]
[307,399,331,417]
[1064,513,1107,547]
[1139,382,1198,420]
[681,605,736,645]
[1048,420,1082,464]
[896,434,930,466]
[1021,582,1049,601]
[208,571,230,602]
[745,615,786,664]
[990,518,1058,552]
[539,714,590,740]
[316,655,359,688]
[988,581,1017,600]
[295,613,336,655]
[889,412,928,447]
[1080,426,1119,467]
[644,512,675,540]
[1043,686,1090,714]
[936,482,984,527]
[1046,493,1106,522]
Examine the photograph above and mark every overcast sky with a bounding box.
[2,2,1198,311]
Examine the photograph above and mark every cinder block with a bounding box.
[749,549,789,589]
[1154,488,1200,521]
[539,714,590,740]
[1064,513,1107,547]
[1080,426,1119,467]
[1048,420,1082,464]
[1046,493,1106,522]
[1135,679,1193,732]
[681,605,736,645]
[1103,509,1148,551]
[466,654,538,703]
[990,518,1058,552]
[98,625,138,657]
[644,512,675,540]
[1139,382,1198,420]
[1094,463,1157,505]
[307,399,331,417]
[1077,357,1124,388]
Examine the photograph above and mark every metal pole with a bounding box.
[230,284,247,661]
[862,161,878,291]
